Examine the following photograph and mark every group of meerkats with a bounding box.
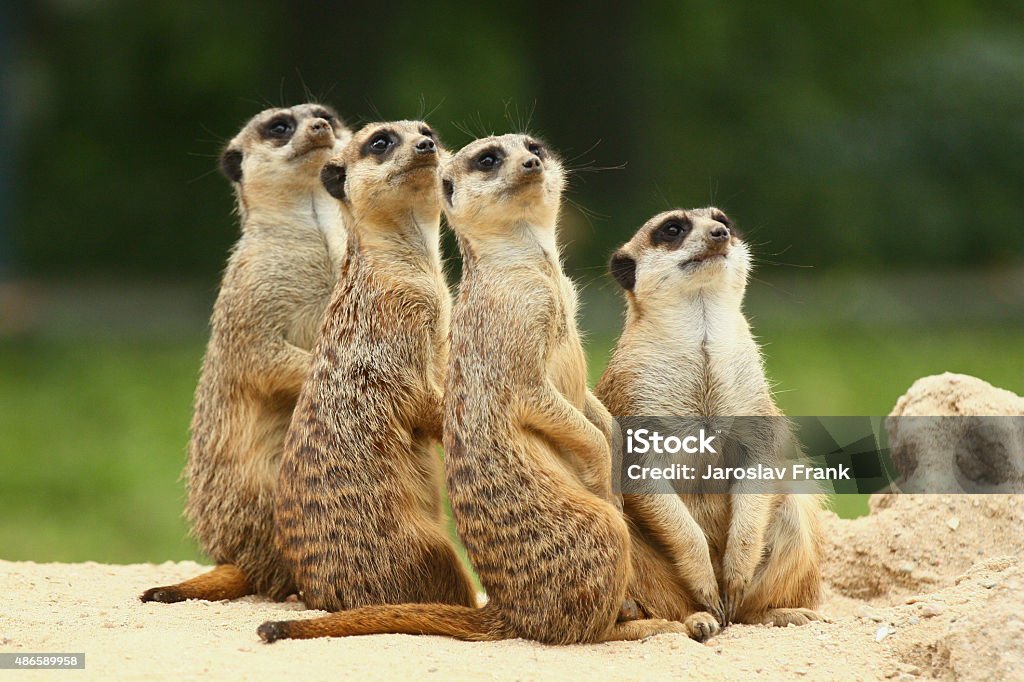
[140,103,824,645]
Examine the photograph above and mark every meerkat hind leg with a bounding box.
[601,618,693,642]
[140,564,252,603]
[753,608,823,627]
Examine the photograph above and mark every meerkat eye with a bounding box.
[663,223,685,237]
[315,111,334,123]
[442,178,454,205]
[264,117,295,138]
[527,142,545,158]
[652,220,691,245]
[369,133,392,153]
[474,149,502,171]
[420,127,434,138]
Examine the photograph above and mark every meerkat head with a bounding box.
[609,207,751,307]
[439,134,565,239]
[219,103,350,203]
[318,120,443,228]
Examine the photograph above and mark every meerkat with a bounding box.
[596,207,824,628]
[141,104,350,603]
[257,134,697,644]
[270,120,477,613]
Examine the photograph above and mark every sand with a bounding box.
[2,494,1022,681]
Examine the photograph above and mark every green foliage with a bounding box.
[2,318,1020,563]
[0,337,202,563]
[10,1,1024,276]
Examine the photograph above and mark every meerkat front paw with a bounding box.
[685,565,723,624]
[719,569,751,625]
[683,611,720,642]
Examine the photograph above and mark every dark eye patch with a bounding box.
[650,216,693,247]
[420,126,434,138]
[471,146,503,172]
[261,115,296,142]
[362,129,397,157]
[526,140,546,159]
[442,178,454,206]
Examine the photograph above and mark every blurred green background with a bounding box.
[0,2,1021,564]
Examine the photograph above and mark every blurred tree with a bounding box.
[9,0,1024,279]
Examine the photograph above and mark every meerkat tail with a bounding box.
[140,564,253,603]
[257,604,507,643]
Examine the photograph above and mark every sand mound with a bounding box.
[885,373,1024,493]
[889,372,1024,417]
[3,494,1022,681]
[821,494,1024,602]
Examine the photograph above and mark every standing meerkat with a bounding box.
[258,134,693,644]
[271,120,476,613]
[141,104,350,603]
[596,208,824,627]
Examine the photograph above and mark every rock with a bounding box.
[858,605,887,622]
[947,517,960,531]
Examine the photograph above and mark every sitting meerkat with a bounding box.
[141,104,350,603]
[596,208,824,628]
[271,120,476,613]
[257,135,692,644]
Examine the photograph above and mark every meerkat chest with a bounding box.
[545,274,587,403]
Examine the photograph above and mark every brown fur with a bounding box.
[258,135,690,644]
[597,208,824,628]
[271,121,476,613]
[141,104,350,603]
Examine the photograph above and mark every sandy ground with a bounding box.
[2,495,1022,681]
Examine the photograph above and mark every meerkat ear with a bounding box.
[609,251,637,291]
[320,161,347,200]
[219,148,243,183]
[442,178,454,207]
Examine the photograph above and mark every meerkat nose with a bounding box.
[310,120,330,133]
[415,138,436,154]
[522,156,542,172]
[709,226,730,242]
